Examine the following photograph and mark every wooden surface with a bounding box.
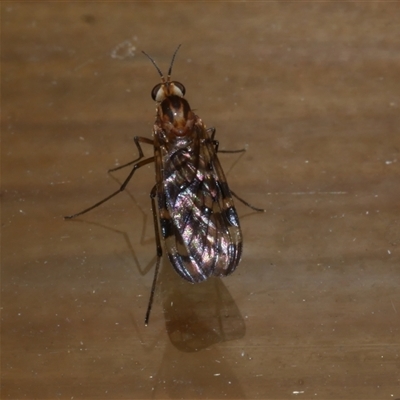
[2,3,399,399]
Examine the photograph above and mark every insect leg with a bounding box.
[145,184,163,326]
[230,190,266,212]
[64,156,155,219]
[109,136,154,172]
[206,128,264,212]
[207,127,246,154]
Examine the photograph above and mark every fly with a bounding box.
[65,45,265,325]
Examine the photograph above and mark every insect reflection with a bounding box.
[65,45,264,325]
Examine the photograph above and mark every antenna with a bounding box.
[142,44,182,83]
[167,44,182,79]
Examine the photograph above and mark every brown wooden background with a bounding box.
[2,3,399,399]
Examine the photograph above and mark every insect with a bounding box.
[65,45,264,325]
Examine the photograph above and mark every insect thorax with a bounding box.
[157,95,196,139]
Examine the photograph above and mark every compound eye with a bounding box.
[151,83,164,101]
[172,81,186,97]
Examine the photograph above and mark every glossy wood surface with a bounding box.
[2,3,399,399]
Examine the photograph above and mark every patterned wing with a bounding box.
[158,120,242,283]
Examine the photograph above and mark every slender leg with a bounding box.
[109,136,154,172]
[231,190,266,213]
[65,136,154,219]
[64,156,155,219]
[145,185,163,326]
[207,127,246,154]
[207,128,265,212]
